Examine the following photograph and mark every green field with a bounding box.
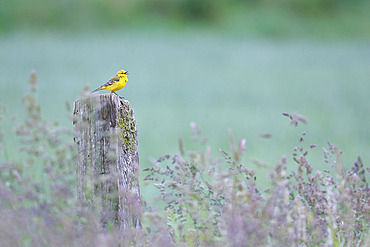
[1,1,370,243]
[1,31,369,176]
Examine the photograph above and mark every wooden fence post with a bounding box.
[73,94,141,230]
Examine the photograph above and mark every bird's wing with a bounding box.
[91,75,121,93]
[102,75,120,87]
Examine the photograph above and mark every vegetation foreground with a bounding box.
[0,73,369,246]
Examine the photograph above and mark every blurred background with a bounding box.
[0,0,369,190]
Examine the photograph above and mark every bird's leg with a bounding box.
[112,92,124,99]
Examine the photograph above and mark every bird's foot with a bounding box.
[112,92,125,99]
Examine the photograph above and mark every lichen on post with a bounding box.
[73,93,141,230]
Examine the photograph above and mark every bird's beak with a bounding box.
[126,71,129,75]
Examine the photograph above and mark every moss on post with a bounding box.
[73,94,141,230]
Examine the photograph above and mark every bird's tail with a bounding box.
[91,87,101,93]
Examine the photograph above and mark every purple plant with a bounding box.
[0,72,368,246]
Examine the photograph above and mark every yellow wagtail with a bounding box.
[91,70,128,98]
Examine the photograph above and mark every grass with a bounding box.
[1,1,369,243]
[0,31,369,169]
[0,79,369,245]
[143,123,370,246]
[0,31,369,244]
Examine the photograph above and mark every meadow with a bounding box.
[0,31,369,169]
[0,1,370,243]
[0,70,369,245]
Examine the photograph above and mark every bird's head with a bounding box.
[117,70,128,77]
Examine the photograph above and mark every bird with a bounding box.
[91,70,129,98]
